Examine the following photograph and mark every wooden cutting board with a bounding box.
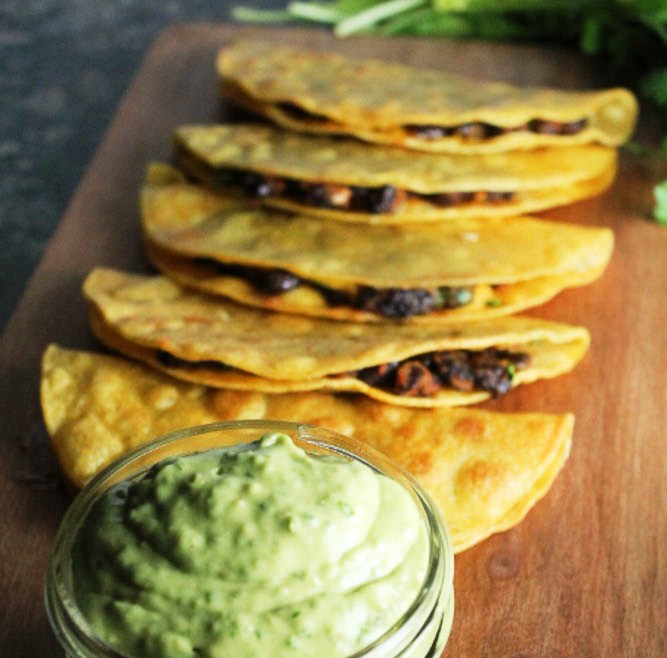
[1,23,666,657]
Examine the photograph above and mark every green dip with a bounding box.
[72,433,429,658]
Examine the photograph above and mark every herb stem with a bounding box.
[231,7,295,22]
[286,2,344,23]
[334,0,428,36]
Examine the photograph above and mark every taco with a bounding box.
[174,124,617,222]
[141,165,614,323]
[41,344,574,552]
[217,41,637,154]
[83,268,590,408]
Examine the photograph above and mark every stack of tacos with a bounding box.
[141,164,613,323]
[41,42,637,552]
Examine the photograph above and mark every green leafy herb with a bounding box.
[485,298,502,308]
[653,180,667,225]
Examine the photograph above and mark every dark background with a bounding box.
[0,0,287,330]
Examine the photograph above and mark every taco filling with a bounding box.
[193,258,476,318]
[175,146,515,215]
[155,346,530,398]
[275,100,589,142]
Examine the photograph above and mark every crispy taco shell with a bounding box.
[141,165,614,323]
[41,344,574,552]
[174,124,617,222]
[83,268,590,408]
[217,41,637,153]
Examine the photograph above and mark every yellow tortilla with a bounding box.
[83,268,590,408]
[217,41,638,153]
[174,124,617,222]
[141,165,614,323]
[41,344,574,552]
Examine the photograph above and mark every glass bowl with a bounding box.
[45,419,454,658]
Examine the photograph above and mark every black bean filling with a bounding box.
[177,151,515,215]
[355,287,435,318]
[223,169,514,214]
[355,286,474,317]
[155,346,529,398]
[404,119,588,141]
[193,258,476,318]
[192,259,346,306]
[274,102,589,141]
[353,348,531,398]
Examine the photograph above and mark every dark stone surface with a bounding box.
[0,0,284,330]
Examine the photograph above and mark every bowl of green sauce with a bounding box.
[45,420,454,658]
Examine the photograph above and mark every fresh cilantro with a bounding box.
[641,68,667,107]
[654,180,667,225]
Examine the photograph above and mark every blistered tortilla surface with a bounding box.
[41,345,573,552]
[217,41,637,152]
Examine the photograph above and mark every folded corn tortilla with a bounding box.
[141,164,614,323]
[41,344,574,552]
[217,40,638,154]
[83,268,590,408]
[174,124,617,222]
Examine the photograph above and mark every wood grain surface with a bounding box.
[1,24,666,657]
